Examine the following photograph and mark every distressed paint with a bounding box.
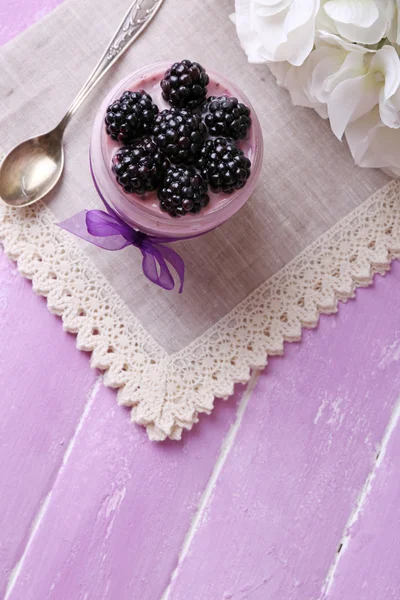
[0,253,97,597]
[5,384,241,600]
[0,8,242,600]
[167,264,400,600]
[325,401,400,600]
[3,2,400,599]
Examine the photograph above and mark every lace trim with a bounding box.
[0,179,399,440]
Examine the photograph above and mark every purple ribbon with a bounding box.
[58,202,185,293]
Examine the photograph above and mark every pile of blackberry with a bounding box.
[105,60,253,218]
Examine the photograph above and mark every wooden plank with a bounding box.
[325,402,400,600]
[166,262,400,600]
[0,0,64,45]
[0,8,242,599]
[0,3,91,595]
[0,252,97,597]
[5,381,242,600]
[3,3,400,600]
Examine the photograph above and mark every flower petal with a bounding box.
[324,0,394,44]
[371,45,400,101]
[278,15,317,64]
[267,60,291,85]
[309,46,345,103]
[379,88,400,128]
[388,5,400,44]
[316,30,373,53]
[324,0,379,27]
[235,0,267,62]
[328,73,380,139]
[323,50,366,94]
[256,0,291,17]
[346,106,400,174]
[235,0,320,65]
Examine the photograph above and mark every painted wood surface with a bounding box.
[166,263,400,600]
[325,402,400,600]
[0,8,244,599]
[5,385,244,600]
[0,252,97,598]
[2,3,400,600]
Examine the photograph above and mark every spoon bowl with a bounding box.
[0,130,64,207]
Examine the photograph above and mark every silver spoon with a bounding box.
[0,0,165,208]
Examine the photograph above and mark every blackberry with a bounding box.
[203,96,252,140]
[153,108,207,164]
[158,165,209,217]
[160,60,210,110]
[197,138,251,193]
[105,90,159,144]
[112,137,169,195]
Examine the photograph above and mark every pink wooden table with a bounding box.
[2,4,400,599]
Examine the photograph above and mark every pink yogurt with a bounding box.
[90,62,264,239]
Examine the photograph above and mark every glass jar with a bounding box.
[90,61,264,239]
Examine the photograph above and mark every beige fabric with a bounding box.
[1,180,399,441]
[2,0,399,441]
[0,0,389,353]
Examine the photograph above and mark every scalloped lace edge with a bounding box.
[0,179,399,440]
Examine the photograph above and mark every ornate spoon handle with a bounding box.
[59,0,165,131]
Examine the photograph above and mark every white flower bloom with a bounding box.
[267,52,329,117]
[268,34,371,122]
[346,107,400,176]
[320,0,395,45]
[271,33,400,139]
[234,0,320,66]
[233,0,400,177]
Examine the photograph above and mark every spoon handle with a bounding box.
[57,0,165,132]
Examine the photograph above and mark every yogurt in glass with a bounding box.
[90,61,263,239]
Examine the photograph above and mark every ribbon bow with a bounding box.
[58,204,184,293]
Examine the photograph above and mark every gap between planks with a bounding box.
[4,375,103,600]
[318,394,400,600]
[160,370,261,600]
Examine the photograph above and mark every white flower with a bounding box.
[271,33,400,138]
[326,44,400,137]
[234,0,320,66]
[268,34,371,122]
[233,0,400,177]
[267,51,329,117]
[346,107,400,176]
[319,0,395,45]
